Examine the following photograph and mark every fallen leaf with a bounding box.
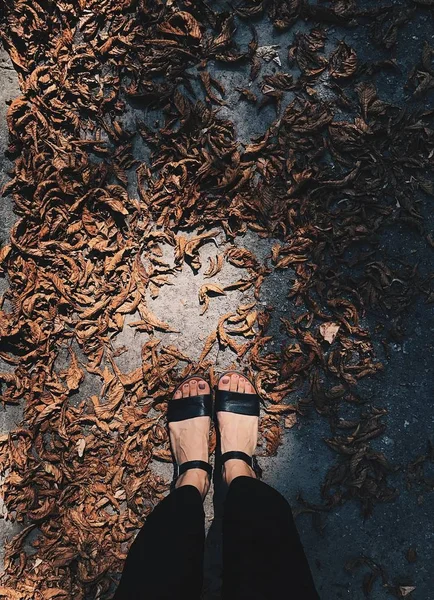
[66,351,84,392]
[319,322,340,344]
[76,438,86,458]
[198,284,226,314]
[285,413,298,429]
[399,587,416,597]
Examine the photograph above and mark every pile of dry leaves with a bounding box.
[0,0,433,598]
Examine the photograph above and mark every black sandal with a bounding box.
[167,376,213,482]
[215,370,261,477]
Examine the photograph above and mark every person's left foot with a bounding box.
[169,377,211,499]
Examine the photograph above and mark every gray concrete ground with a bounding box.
[0,45,24,564]
[1,6,434,600]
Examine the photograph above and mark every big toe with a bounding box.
[189,377,210,396]
[198,379,210,394]
[219,374,231,391]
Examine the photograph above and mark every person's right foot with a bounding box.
[169,377,211,499]
[217,372,258,486]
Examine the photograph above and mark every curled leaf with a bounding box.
[198,284,226,314]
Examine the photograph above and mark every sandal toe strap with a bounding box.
[215,390,259,416]
[221,451,253,468]
[168,394,212,422]
[177,460,212,478]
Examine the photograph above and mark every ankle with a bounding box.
[223,459,256,486]
[176,469,210,499]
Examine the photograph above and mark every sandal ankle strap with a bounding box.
[176,460,212,478]
[221,451,253,469]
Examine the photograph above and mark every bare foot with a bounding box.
[217,372,258,486]
[169,377,211,499]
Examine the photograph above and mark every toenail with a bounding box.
[199,382,206,389]
[183,384,189,388]
[222,377,229,383]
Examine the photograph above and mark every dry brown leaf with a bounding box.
[263,424,281,455]
[266,403,298,414]
[319,322,340,344]
[159,11,202,40]
[40,589,69,599]
[329,41,357,79]
[399,587,416,597]
[198,284,226,315]
[285,413,298,429]
[0,587,22,599]
[76,438,86,458]
[0,245,11,268]
[199,329,218,363]
[66,351,84,392]
[204,254,224,278]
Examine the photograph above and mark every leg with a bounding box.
[217,373,319,600]
[222,476,319,600]
[114,377,212,600]
[113,485,205,600]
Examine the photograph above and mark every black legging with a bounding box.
[113,476,319,599]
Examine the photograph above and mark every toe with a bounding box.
[238,376,246,393]
[189,378,198,397]
[174,388,183,399]
[182,382,190,398]
[198,379,210,394]
[244,380,253,394]
[219,374,231,390]
[229,373,239,392]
